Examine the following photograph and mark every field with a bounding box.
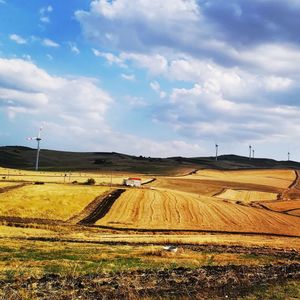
[185,169,295,188]
[0,167,151,185]
[216,189,278,202]
[0,167,300,298]
[0,184,110,220]
[95,189,300,236]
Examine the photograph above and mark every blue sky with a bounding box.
[0,0,300,160]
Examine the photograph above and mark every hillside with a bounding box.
[1,146,300,174]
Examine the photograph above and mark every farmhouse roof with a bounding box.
[128,177,141,181]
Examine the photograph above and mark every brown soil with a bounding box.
[0,264,299,299]
[77,189,125,225]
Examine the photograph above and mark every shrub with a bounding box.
[85,178,96,185]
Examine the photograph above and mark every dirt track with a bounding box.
[78,189,125,225]
[279,170,300,201]
[0,183,28,194]
[1,264,299,299]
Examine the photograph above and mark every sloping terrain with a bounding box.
[1,146,300,174]
[0,184,110,221]
[216,189,278,203]
[95,189,300,236]
[185,169,295,189]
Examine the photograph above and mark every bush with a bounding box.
[34,181,45,185]
[85,178,96,185]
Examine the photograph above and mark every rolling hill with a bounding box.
[1,145,300,174]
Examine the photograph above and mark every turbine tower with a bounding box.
[27,126,43,171]
[252,149,255,159]
[215,144,219,161]
[249,145,252,160]
[288,152,290,161]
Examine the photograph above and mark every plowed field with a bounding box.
[96,189,300,236]
[289,210,300,217]
[184,169,295,189]
[263,200,300,212]
[0,184,110,220]
[216,189,278,203]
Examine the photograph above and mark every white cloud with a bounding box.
[76,0,203,55]
[124,95,146,107]
[121,73,135,81]
[22,54,32,61]
[42,38,60,48]
[40,5,53,23]
[70,43,80,55]
[150,81,166,99]
[40,16,50,23]
[10,34,27,45]
[0,58,112,120]
[92,49,126,66]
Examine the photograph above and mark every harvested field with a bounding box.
[216,189,278,203]
[186,169,295,189]
[150,178,224,196]
[263,200,300,212]
[2,226,300,250]
[0,167,151,185]
[0,184,110,221]
[289,210,300,217]
[95,189,300,236]
[0,182,20,188]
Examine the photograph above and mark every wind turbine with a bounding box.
[249,145,252,160]
[27,126,43,171]
[215,144,219,161]
[252,149,255,159]
[288,152,290,161]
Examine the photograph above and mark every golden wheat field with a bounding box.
[183,169,295,189]
[0,167,151,185]
[0,184,110,220]
[0,182,20,188]
[95,189,300,236]
[216,189,278,203]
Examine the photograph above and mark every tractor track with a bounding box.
[279,169,300,201]
[77,189,125,225]
[0,216,66,226]
[0,183,29,194]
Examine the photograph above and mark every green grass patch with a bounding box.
[240,280,300,299]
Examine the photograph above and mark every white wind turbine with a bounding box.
[27,126,43,171]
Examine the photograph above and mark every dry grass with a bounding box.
[1,224,300,249]
[0,184,110,220]
[184,169,295,189]
[0,238,296,281]
[95,189,300,236]
[216,189,278,203]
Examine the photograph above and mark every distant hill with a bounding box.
[1,146,300,175]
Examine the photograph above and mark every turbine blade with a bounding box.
[37,126,43,138]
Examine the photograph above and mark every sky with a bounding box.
[0,0,300,160]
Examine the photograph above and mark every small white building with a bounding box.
[124,177,142,187]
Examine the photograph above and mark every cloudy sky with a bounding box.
[0,0,300,160]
